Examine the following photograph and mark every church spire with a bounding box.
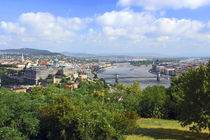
[21,53,25,63]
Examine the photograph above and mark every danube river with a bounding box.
[98,63,171,89]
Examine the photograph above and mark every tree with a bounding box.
[125,81,142,95]
[174,64,210,132]
[0,91,40,139]
[38,96,126,140]
[0,127,24,140]
[140,86,168,118]
[93,71,98,79]
[118,81,142,113]
[166,78,185,119]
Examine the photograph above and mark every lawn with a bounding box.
[126,119,209,140]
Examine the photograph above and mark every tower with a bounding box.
[115,74,119,84]
[54,58,59,67]
[155,58,160,65]
[157,71,161,81]
[21,53,25,63]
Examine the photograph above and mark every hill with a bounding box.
[126,119,209,140]
[0,48,62,56]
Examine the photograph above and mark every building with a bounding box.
[164,68,176,76]
[73,73,79,79]
[65,82,80,90]
[14,88,27,93]
[16,63,25,68]
[80,74,87,80]
[53,76,62,84]
[24,64,79,85]
[24,66,59,85]
[58,68,77,76]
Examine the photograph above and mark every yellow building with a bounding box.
[53,77,62,84]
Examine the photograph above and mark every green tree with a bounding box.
[174,64,210,132]
[125,81,142,95]
[93,71,98,79]
[0,91,40,139]
[140,86,168,118]
[0,127,24,140]
[38,96,126,140]
[117,81,142,114]
[166,77,185,119]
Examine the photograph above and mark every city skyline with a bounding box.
[0,0,210,56]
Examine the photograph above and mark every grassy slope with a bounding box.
[126,119,209,140]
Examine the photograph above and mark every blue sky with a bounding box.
[0,0,210,56]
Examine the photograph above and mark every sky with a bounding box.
[0,0,210,56]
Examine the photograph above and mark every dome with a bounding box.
[54,58,58,62]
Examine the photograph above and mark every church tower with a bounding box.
[21,53,25,63]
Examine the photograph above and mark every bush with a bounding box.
[139,86,168,118]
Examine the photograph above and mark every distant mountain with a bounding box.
[62,52,96,57]
[62,52,169,58]
[0,48,62,56]
[62,52,136,59]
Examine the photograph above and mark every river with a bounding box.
[98,63,171,89]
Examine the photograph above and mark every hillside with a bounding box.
[126,119,209,140]
[0,48,62,56]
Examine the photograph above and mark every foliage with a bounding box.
[1,61,210,140]
[0,127,24,140]
[0,68,7,76]
[0,80,138,140]
[115,81,142,113]
[139,86,168,118]
[37,92,133,140]
[166,78,185,119]
[0,91,40,139]
[93,71,98,79]
[78,80,110,95]
[171,64,210,132]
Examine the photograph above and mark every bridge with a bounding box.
[103,75,170,80]
[104,76,156,80]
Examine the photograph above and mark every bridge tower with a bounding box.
[115,74,119,84]
[157,71,161,81]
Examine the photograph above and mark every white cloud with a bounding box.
[0,12,91,49]
[103,27,127,36]
[208,21,210,28]
[1,11,210,55]
[17,12,91,41]
[96,10,155,40]
[117,0,210,10]
[97,10,205,39]
[1,21,25,34]
[153,18,204,35]
[157,36,169,42]
[57,17,91,30]
[94,10,210,54]
[97,10,155,28]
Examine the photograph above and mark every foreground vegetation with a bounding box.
[0,83,138,140]
[126,119,209,140]
[0,61,210,139]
